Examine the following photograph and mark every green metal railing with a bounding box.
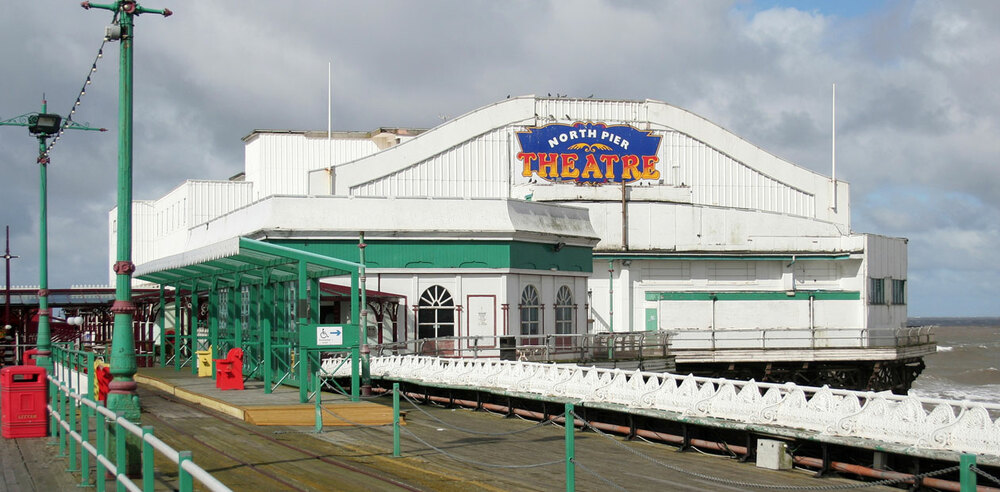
[383,385,987,492]
[48,346,231,492]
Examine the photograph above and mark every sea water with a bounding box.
[908,318,1000,405]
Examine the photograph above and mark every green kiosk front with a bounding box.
[300,322,362,403]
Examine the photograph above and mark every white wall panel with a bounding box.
[247,133,379,199]
[534,98,646,124]
[188,181,254,225]
[351,128,510,198]
[352,126,815,219]
[864,235,908,332]
[658,130,815,217]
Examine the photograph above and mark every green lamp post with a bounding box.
[1,100,106,371]
[83,0,170,473]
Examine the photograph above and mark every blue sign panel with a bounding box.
[516,122,662,184]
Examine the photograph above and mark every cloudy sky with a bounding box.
[1,1,997,317]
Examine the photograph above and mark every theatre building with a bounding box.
[116,96,934,391]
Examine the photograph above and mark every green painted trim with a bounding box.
[644,308,658,331]
[645,291,860,301]
[510,242,592,272]
[271,239,594,273]
[595,254,853,261]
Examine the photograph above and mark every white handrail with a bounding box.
[327,355,1000,459]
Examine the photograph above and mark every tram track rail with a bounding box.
[139,389,423,492]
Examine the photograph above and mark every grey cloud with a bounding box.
[2,0,998,315]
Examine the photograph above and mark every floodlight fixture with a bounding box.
[28,113,62,136]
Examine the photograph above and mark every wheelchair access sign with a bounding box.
[301,324,358,349]
[317,325,343,346]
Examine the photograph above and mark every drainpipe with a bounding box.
[608,260,614,333]
[810,294,816,350]
[621,179,628,251]
[711,294,717,350]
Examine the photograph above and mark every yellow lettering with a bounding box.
[517,152,537,177]
[641,155,661,180]
[600,154,620,180]
[581,154,603,179]
[538,153,559,178]
[560,154,580,179]
[621,155,641,181]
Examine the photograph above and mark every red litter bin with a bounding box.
[1,365,49,438]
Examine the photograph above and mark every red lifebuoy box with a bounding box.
[95,364,112,404]
[1,365,49,438]
[22,348,39,366]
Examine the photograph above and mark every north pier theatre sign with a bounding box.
[516,122,662,184]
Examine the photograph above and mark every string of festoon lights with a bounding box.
[44,11,119,156]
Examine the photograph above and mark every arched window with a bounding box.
[519,285,540,339]
[555,286,574,335]
[417,285,454,339]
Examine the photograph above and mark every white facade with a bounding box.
[109,180,254,284]
[324,270,591,347]
[120,96,911,359]
[303,96,904,342]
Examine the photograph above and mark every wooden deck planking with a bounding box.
[139,390,413,491]
[244,403,395,426]
[136,367,394,427]
[2,367,909,491]
[140,385,902,492]
[0,436,94,492]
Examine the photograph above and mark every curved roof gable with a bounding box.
[323,96,846,224]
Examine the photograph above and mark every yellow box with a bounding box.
[195,346,213,377]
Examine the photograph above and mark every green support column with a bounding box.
[392,383,400,457]
[141,426,155,491]
[350,271,360,401]
[190,283,199,375]
[82,1,171,475]
[35,134,53,372]
[2,98,104,371]
[959,454,977,492]
[95,405,107,492]
[297,261,309,403]
[157,286,165,366]
[309,277,319,330]
[262,278,274,393]
[240,283,260,354]
[358,233,371,396]
[314,380,323,432]
[178,451,193,492]
[107,0,140,425]
[78,403,91,487]
[68,383,78,471]
[173,287,181,371]
[248,282,259,373]
[234,280,244,350]
[565,403,575,492]
[209,278,219,357]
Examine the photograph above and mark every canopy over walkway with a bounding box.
[135,237,364,401]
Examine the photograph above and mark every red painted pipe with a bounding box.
[386,388,999,492]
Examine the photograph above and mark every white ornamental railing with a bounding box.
[321,355,1000,459]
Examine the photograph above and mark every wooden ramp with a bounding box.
[135,368,395,427]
